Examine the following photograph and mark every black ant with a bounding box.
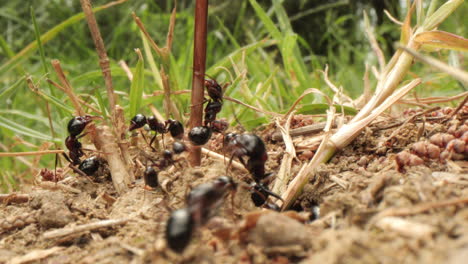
[204,77,223,103]
[165,176,236,253]
[172,141,187,154]
[129,114,185,149]
[65,115,93,165]
[203,100,222,126]
[78,156,100,176]
[188,126,212,146]
[143,166,158,189]
[224,133,283,208]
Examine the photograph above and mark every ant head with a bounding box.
[67,115,94,136]
[129,114,147,131]
[224,132,237,144]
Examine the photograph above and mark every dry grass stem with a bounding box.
[201,148,247,172]
[7,247,64,264]
[399,91,468,105]
[321,67,354,106]
[0,150,64,157]
[272,112,297,195]
[224,96,282,117]
[94,126,130,194]
[118,60,133,80]
[384,9,403,25]
[364,12,386,72]
[80,0,117,112]
[398,45,468,84]
[51,60,84,116]
[43,218,131,239]
[271,121,335,141]
[46,79,101,114]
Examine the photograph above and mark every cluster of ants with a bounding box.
[188,78,228,145]
[60,77,284,253]
[166,133,284,253]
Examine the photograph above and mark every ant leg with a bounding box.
[149,133,158,152]
[257,184,283,202]
[261,172,276,185]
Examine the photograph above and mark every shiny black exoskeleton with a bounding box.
[129,114,147,131]
[172,141,187,154]
[204,100,223,125]
[166,119,184,140]
[166,208,195,253]
[224,133,268,181]
[78,156,100,176]
[66,116,93,165]
[250,182,282,210]
[188,126,212,146]
[143,166,158,188]
[67,115,92,137]
[147,116,167,134]
[225,133,283,208]
[165,176,236,253]
[204,78,223,102]
[186,176,237,224]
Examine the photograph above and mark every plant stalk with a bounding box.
[189,0,209,167]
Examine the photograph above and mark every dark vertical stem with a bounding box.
[189,0,208,167]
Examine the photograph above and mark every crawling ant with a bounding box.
[249,182,282,211]
[65,115,93,165]
[143,166,158,189]
[129,114,185,149]
[166,119,184,140]
[204,77,224,103]
[165,176,236,253]
[129,114,147,131]
[166,207,194,253]
[204,100,222,126]
[224,133,283,208]
[224,133,268,181]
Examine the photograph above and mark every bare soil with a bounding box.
[1,108,467,264]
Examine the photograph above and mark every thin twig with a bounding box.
[51,60,84,116]
[0,150,64,157]
[43,218,131,239]
[80,0,117,112]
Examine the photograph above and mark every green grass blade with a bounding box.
[0,116,59,141]
[0,76,25,98]
[0,0,127,77]
[248,0,282,40]
[128,50,145,118]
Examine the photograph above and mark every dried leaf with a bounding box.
[414,31,468,52]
